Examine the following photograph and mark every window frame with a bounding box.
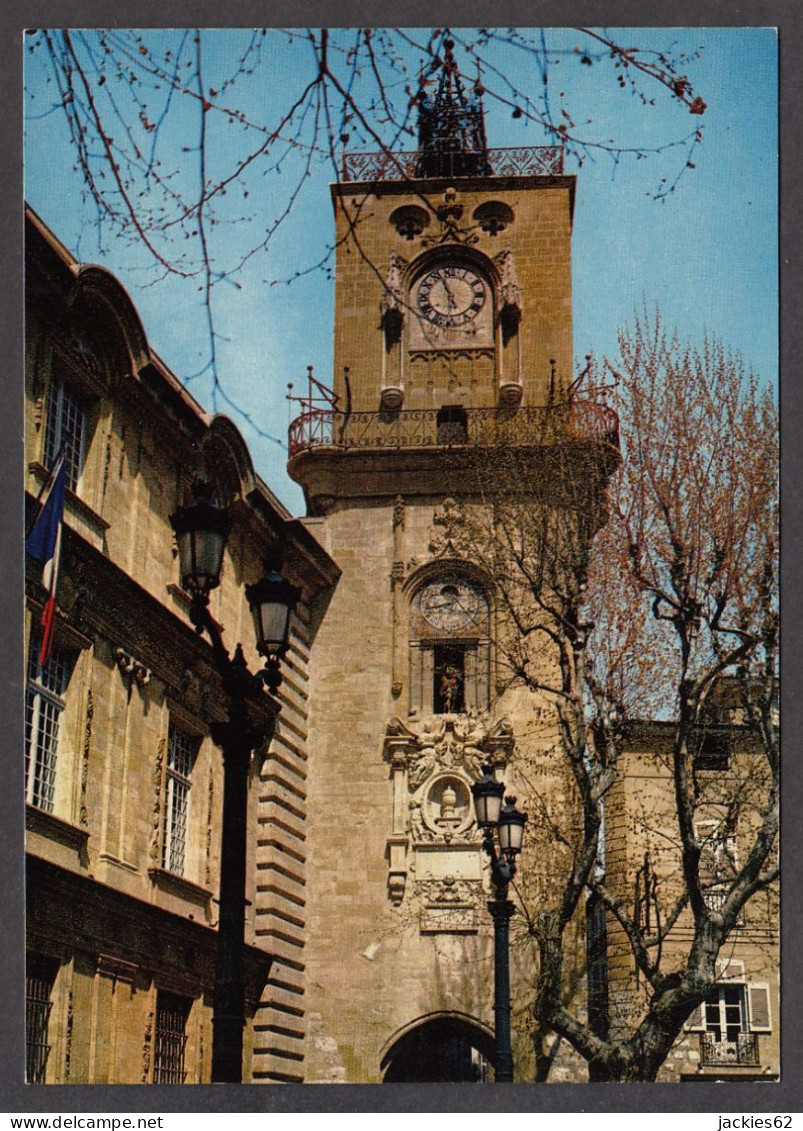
[162,722,200,878]
[152,990,191,1085]
[704,982,746,1044]
[44,375,87,493]
[25,644,72,814]
[26,955,58,1084]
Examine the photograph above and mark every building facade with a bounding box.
[24,205,338,1084]
[288,53,617,1084]
[24,44,779,1087]
[602,719,779,1082]
[287,51,779,1084]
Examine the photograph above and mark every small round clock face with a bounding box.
[419,579,484,632]
[416,266,487,329]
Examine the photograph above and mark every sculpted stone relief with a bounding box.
[383,712,514,924]
[428,497,468,559]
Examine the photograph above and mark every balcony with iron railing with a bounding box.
[700,1032,759,1067]
[341,146,565,183]
[288,400,619,459]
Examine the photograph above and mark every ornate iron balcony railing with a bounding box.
[341,145,564,183]
[288,401,619,458]
[700,1032,759,1067]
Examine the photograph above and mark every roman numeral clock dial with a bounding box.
[416,265,487,330]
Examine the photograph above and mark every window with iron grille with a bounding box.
[25,644,72,813]
[162,724,198,877]
[45,377,86,492]
[700,984,759,1066]
[153,991,191,1084]
[26,955,58,1084]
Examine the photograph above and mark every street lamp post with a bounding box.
[170,484,300,1083]
[471,766,527,1084]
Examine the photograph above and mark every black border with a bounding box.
[6,1,799,1115]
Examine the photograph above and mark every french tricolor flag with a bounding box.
[25,450,68,666]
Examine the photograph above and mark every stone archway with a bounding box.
[380,1013,495,1083]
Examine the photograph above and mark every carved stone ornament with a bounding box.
[398,712,513,789]
[421,187,480,247]
[380,252,406,314]
[114,647,152,687]
[417,874,482,933]
[495,247,523,311]
[473,200,515,237]
[421,875,476,905]
[311,494,337,516]
[142,1010,154,1085]
[62,328,104,379]
[382,712,514,910]
[380,251,407,348]
[494,247,523,343]
[80,687,93,826]
[149,736,166,865]
[389,205,430,240]
[429,497,468,557]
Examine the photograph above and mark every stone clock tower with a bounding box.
[286,42,618,1083]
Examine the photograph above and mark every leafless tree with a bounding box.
[26,27,706,431]
[458,314,777,1081]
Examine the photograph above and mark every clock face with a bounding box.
[416,266,487,329]
[419,579,484,632]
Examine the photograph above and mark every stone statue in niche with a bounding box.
[380,251,407,346]
[494,246,523,344]
[436,658,463,714]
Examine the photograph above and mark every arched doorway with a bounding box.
[381,1013,495,1083]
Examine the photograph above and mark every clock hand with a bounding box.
[426,596,455,610]
[438,276,458,311]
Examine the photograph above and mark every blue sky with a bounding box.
[24,28,778,513]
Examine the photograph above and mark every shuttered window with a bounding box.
[747,983,772,1032]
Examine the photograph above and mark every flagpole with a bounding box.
[25,442,68,538]
[38,517,63,667]
[25,447,68,667]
